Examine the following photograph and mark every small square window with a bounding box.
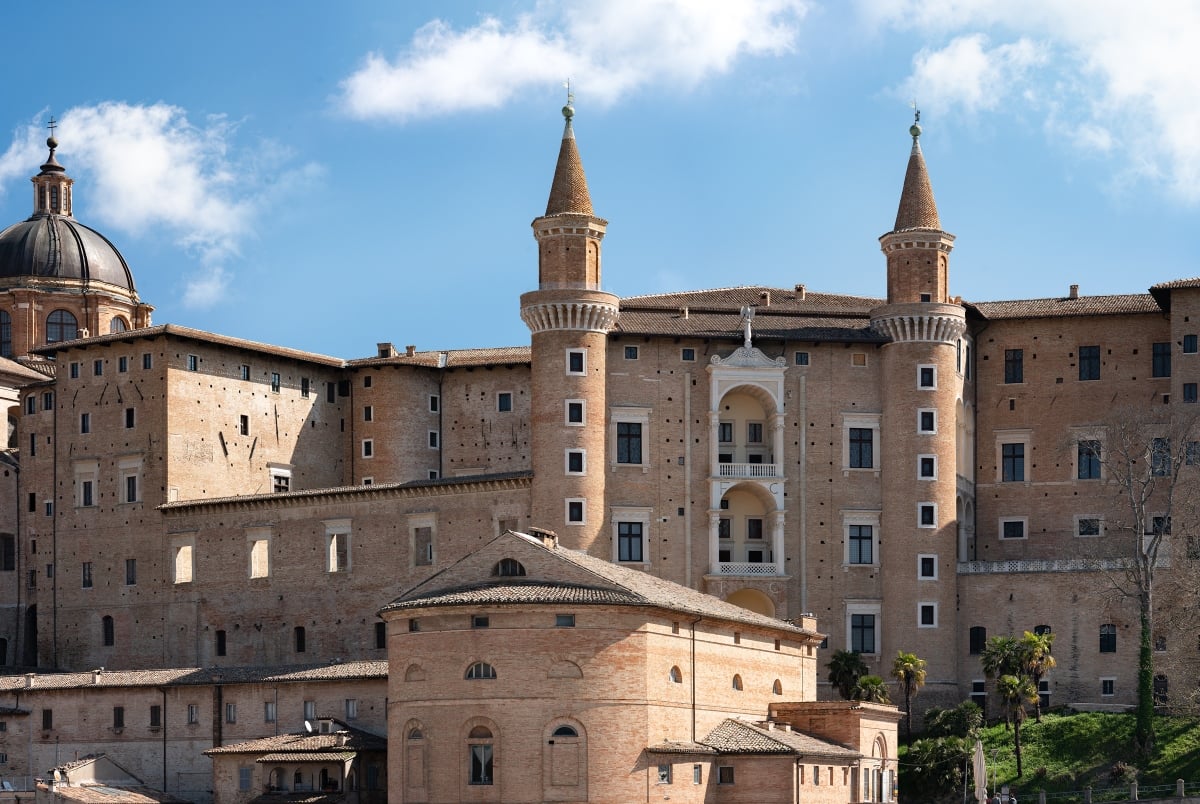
[567,350,585,375]
[240,364,250,381]
[681,348,695,361]
[364,375,373,388]
[1101,678,1115,696]
[918,555,936,579]
[498,392,512,412]
[566,499,585,523]
[918,409,936,433]
[795,351,810,366]
[718,766,735,785]
[1184,334,1198,354]
[918,455,936,479]
[556,614,575,628]
[566,400,584,425]
[566,450,585,474]
[624,345,639,360]
[919,603,937,627]
[851,352,867,367]
[918,503,936,528]
[657,764,672,784]
[1001,518,1027,539]
[187,355,199,372]
[1077,517,1101,537]
[472,615,489,629]
[918,365,936,388]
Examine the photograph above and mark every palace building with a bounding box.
[0,103,1194,796]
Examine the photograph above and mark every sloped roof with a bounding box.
[384,531,822,638]
[891,137,940,232]
[967,293,1162,320]
[205,720,385,756]
[701,719,861,758]
[544,111,593,216]
[0,660,387,692]
[349,346,531,369]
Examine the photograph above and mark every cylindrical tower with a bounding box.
[871,118,965,702]
[520,100,618,552]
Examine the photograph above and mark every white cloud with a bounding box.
[901,34,1047,116]
[864,0,1200,202]
[338,0,810,121]
[0,103,320,308]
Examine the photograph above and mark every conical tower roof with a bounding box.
[892,121,940,231]
[544,101,593,216]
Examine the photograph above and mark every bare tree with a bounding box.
[1093,405,1200,754]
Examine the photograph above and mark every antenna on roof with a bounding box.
[304,720,313,733]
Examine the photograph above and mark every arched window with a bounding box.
[552,725,578,737]
[493,558,526,577]
[466,661,496,680]
[109,317,128,334]
[405,720,428,793]
[0,311,11,358]
[732,674,743,691]
[773,679,783,695]
[669,666,682,684]
[409,727,424,740]
[46,310,77,343]
[102,615,115,647]
[468,726,494,785]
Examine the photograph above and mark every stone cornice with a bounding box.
[870,303,966,343]
[521,299,619,334]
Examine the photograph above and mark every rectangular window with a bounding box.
[918,365,936,388]
[1185,334,1198,354]
[918,554,937,579]
[80,412,90,434]
[271,470,289,493]
[718,766,735,785]
[1004,349,1024,383]
[1001,518,1027,539]
[566,400,584,425]
[375,621,387,648]
[149,704,161,728]
[693,765,703,784]
[429,394,439,412]
[1078,440,1102,479]
[919,603,937,628]
[624,345,639,360]
[1185,383,1198,403]
[848,525,873,565]
[239,767,252,792]
[249,538,270,578]
[93,359,103,377]
[566,499,585,524]
[918,409,936,433]
[327,382,336,402]
[301,377,310,397]
[82,561,93,588]
[1078,345,1100,380]
[1099,624,1117,653]
[618,521,643,562]
[969,626,987,654]
[1187,441,1200,465]
[125,558,137,585]
[746,421,763,444]
[117,356,128,373]
[42,709,53,730]
[69,362,80,379]
[124,407,135,428]
[363,405,373,422]
[566,449,585,474]
[363,375,372,388]
[81,480,94,507]
[187,704,199,725]
[746,518,763,540]
[567,350,585,375]
[851,614,876,654]
[795,351,810,366]
[428,431,439,449]
[470,744,494,785]
[43,391,53,410]
[216,630,226,656]
[718,518,731,540]
[225,703,237,723]
[681,347,695,361]
[239,364,250,381]
[472,615,490,629]
[617,422,642,464]
[1101,678,1116,697]
[1077,517,1101,537]
[849,428,873,468]
[1001,443,1025,482]
[328,531,350,573]
[1151,437,1171,476]
[125,474,139,504]
[264,701,277,723]
[971,680,987,708]
[112,706,124,729]
[556,614,575,627]
[494,391,513,413]
[413,526,433,567]
[187,354,199,372]
[918,503,936,528]
[25,395,35,415]
[142,353,153,370]
[304,700,316,720]
[270,372,281,392]
[657,764,672,784]
[919,455,936,479]
[1152,342,1172,377]
[718,421,733,443]
[362,439,374,458]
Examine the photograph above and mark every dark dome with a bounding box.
[0,213,136,292]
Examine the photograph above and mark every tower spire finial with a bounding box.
[909,100,922,142]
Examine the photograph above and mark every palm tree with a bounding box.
[827,649,869,700]
[891,651,927,743]
[995,673,1038,777]
[854,675,891,703]
[980,635,1022,725]
[1019,630,1057,722]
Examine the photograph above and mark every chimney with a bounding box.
[528,527,559,549]
[24,672,35,688]
[679,306,689,319]
[779,722,791,732]
[1069,284,1079,299]
[765,721,775,731]
[760,290,770,306]
[377,342,397,358]
[405,345,416,357]
[794,284,806,300]
[92,667,104,684]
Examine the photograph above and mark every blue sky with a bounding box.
[0,1,1196,358]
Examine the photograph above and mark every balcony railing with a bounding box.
[714,561,783,576]
[717,462,780,479]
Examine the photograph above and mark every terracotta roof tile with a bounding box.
[892,140,940,231]
[646,740,717,754]
[968,293,1161,320]
[702,719,861,758]
[381,581,642,609]
[0,661,387,692]
[32,323,346,365]
[544,116,593,216]
[349,346,530,369]
[206,721,385,756]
